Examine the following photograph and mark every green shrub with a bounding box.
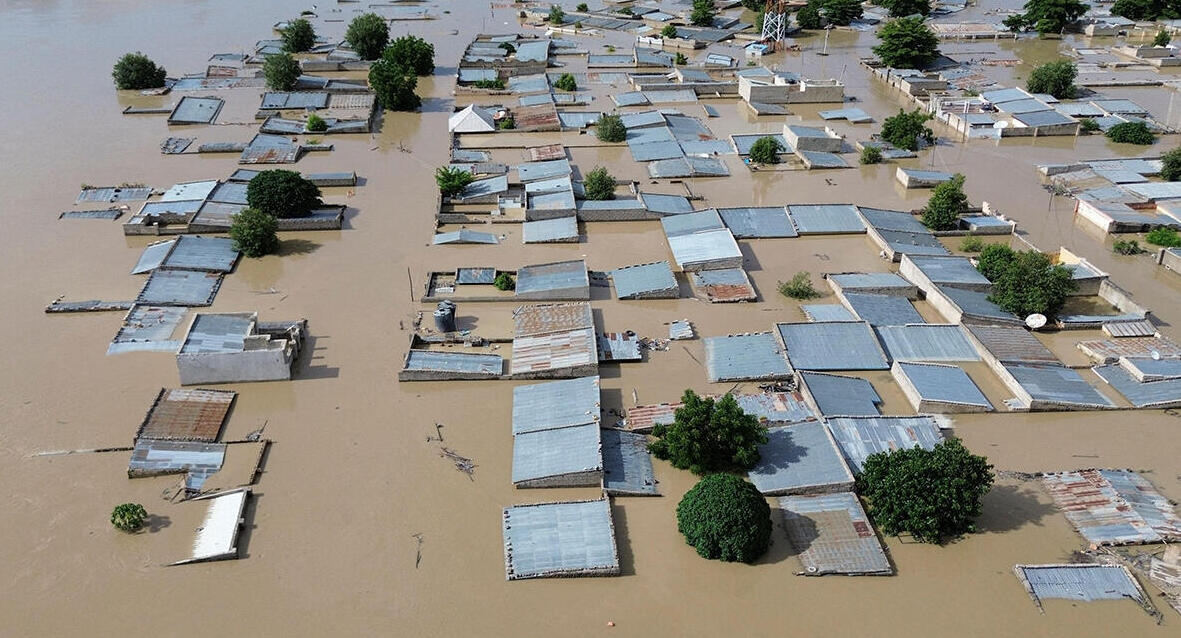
[282,18,316,53]
[881,108,934,151]
[1026,59,1077,99]
[796,4,822,29]
[858,439,994,544]
[111,503,148,533]
[1003,0,1089,35]
[690,0,716,26]
[677,474,772,563]
[263,53,301,91]
[554,73,577,91]
[880,0,932,16]
[976,244,1077,318]
[369,57,420,111]
[922,173,968,231]
[345,13,390,60]
[959,234,984,252]
[1106,121,1155,145]
[499,42,516,54]
[872,17,940,69]
[675,52,688,65]
[749,135,785,164]
[1079,118,1100,133]
[860,145,883,165]
[497,116,515,130]
[596,114,626,142]
[229,208,280,258]
[816,0,864,25]
[385,35,435,76]
[436,166,475,198]
[474,78,506,89]
[1155,29,1171,47]
[305,113,328,132]
[662,24,679,39]
[583,166,616,200]
[112,52,167,90]
[494,272,515,291]
[778,271,821,299]
[1160,146,1181,181]
[247,170,322,218]
[548,4,566,24]
[1147,227,1181,247]
[620,7,633,15]
[1113,239,1144,255]
[577,2,589,11]
[649,391,769,474]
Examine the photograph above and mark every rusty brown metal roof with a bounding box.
[527,144,567,162]
[964,323,1058,364]
[513,103,561,132]
[625,403,680,433]
[135,388,236,442]
[1043,469,1181,545]
[510,327,596,375]
[1078,336,1181,363]
[513,302,594,337]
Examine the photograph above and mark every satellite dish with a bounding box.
[993,121,1010,129]
[1151,350,1162,360]
[1026,314,1047,329]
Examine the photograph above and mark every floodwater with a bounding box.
[1,0,1180,635]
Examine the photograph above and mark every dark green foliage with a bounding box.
[583,166,616,200]
[872,17,940,69]
[548,4,566,24]
[1106,121,1155,145]
[778,271,821,299]
[649,391,769,475]
[662,24,679,38]
[677,474,772,563]
[369,58,421,111]
[675,52,688,65]
[959,234,984,252]
[264,53,301,91]
[1111,0,1180,21]
[860,145,884,164]
[857,439,994,544]
[1159,147,1181,181]
[385,35,435,76]
[305,113,328,132]
[229,208,280,258]
[619,7,633,15]
[797,4,823,28]
[499,42,516,54]
[1155,29,1172,46]
[1113,239,1144,255]
[282,18,316,53]
[111,503,148,533]
[497,116,515,130]
[880,108,934,151]
[435,166,475,198]
[691,0,717,26]
[975,244,1077,317]
[818,0,864,25]
[1026,59,1077,99]
[596,114,626,142]
[577,2,589,11]
[1079,117,1100,133]
[921,173,968,231]
[1003,0,1090,35]
[345,13,390,60]
[554,73,577,91]
[474,78,506,89]
[246,170,322,218]
[1147,227,1181,247]
[880,0,932,16]
[749,135,785,164]
[494,272,516,291]
[742,0,765,10]
[112,52,167,90]
[755,11,766,32]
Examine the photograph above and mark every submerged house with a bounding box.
[175,312,306,385]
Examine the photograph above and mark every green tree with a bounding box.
[111,503,148,533]
[975,245,1077,317]
[577,2,589,11]
[246,170,322,218]
[677,474,772,563]
[880,0,932,16]
[1111,0,1174,20]
[749,136,785,164]
[1155,29,1172,46]
[975,244,1015,281]
[494,272,516,290]
[649,391,769,475]
[959,234,984,252]
[1147,227,1181,247]
[369,58,421,111]
[778,271,822,299]
[305,113,328,132]
[112,52,167,90]
[922,173,968,231]
[229,208,280,258]
[1026,59,1077,99]
[873,17,940,69]
[662,24,679,38]
[548,5,566,24]
[1079,118,1100,133]
[596,114,626,142]
[583,166,616,200]
[1003,0,1090,35]
[675,52,688,65]
[1106,121,1155,145]
[345,13,390,60]
[797,4,823,28]
[880,108,934,151]
[435,166,475,198]
[282,18,316,53]
[742,0,765,10]
[860,145,884,164]
[498,116,515,130]
[691,0,717,26]
[857,439,994,544]
[1160,147,1181,181]
[1113,239,1144,255]
[385,35,435,76]
[819,0,864,25]
[755,11,766,32]
[264,52,302,91]
[553,73,578,91]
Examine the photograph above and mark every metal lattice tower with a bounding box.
[762,0,789,46]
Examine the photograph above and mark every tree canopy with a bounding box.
[246,170,322,218]
[1106,121,1155,145]
[345,13,390,60]
[111,503,148,533]
[1160,146,1181,181]
[112,52,167,90]
[749,136,785,164]
[1026,59,1077,99]
[436,166,475,198]
[817,0,864,25]
[548,5,566,24]
[922,173,968,231]
[662,24,679,39]
[857,439,994,544]
[976,244,1077,318]
[649,390,769,475]
[1003,0,1090,35]
[796,3,823,28]
[677,474,772,563]
[369,58,421,111]
[282,18,316,53]
[385,35,435,76]
[690,0,717,26]
[1111,0,1180,21]
[880,108,934,151]
[229,208,280,258]
[583,166,616,200]
[880,0,932,16]
[553,73,578,91]
[596,114,626,142]
[872,17,940,69]
[263,53,301,91]
[1155,29,1173,46]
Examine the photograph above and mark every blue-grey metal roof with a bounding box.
[597,332,641,361]
[522,216,578,243]
[620,110,667,129]
[601,429,658,496]
[259,91,329,110]
[612,91,649,106]
[940,286,1017,321]
[981,87,1031,103]
[180,313,253,354]
[875,228,950,257]
[731,133,791,155]
[788,204,866,234]
[208,181,248,205]
[502,499,618,579]
[817,107,874,123]
[896,169,953,184]
[458,68,497,83]
[511,422,602,484]
[558,111,601,129]
[524,176,572,195]
[1016,565,1144,603]
[667,228,741,269]
[129,439,225,490]
[518,93,554,107]
[664,114,711,140]
[717,207,796,238]
[1004,363,1116,408]
[240,133,300,164]
[748,422,855,495]
[841,292,923,326]
[1121,356,1181,380]
[802,304,856,322]
[1124,181,1181,200]
[780,492,891,575]
[576,199,645,214]
[169,96,224,124]
[776,322,890,371]
[1055,102,1105,117]
[456,175,508,201]
[517,159,572,182]
[1015,110,1077,127]
[516,260,588,296]
[132,240,175,274]
[590,54,636,67]
[635,47,673,67]
[680,140,734,156]
[1087,158,1160,175]
[895,361,991,408]
[162,236,239,272]
[825,415,944,474]
[60,208,122,220]
[648,156,729,178]
[78,186,153,204]
[629,139,684,162]
[433,230,499,244]
[1092,168,1148,184]
[403,350,503,375]
[962,215,1014,231]
[661,209,725,237]
[109,305,186,353]
[639,192,692,213]
[512,376,600,435]
[1044,469,1181,545]
[995,98,1051,115]
[785,125,830,138]
[907,255,991,287]
[874,324,980,361]
[1093,364,1181,408]
[799,371,881,416]
[137,269,221,306]
[455,267,497,285]
[516,39,551,63]
[828,272,913,291]
[703,332,792,382]
[798,151,850,169]
[611,261,677,299]
[508,74,550,94]
[1091,99,1147,115]
[451,149,491,163]
[732,392,815,425]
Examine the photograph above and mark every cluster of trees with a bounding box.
[1003,0,1090,35]
[921,173,969,231]
[879,0,932,16]
[1027,59,1077,99]
[691,0,716,26]
[880,108,934,151]
[331,14,435,111]
[1111,0,1181,21]
[227,170,326,257]
[873,17,940,69]
[977,244,1077,318]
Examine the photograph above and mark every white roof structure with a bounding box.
[448,104,496,133]
[171,487,249,565]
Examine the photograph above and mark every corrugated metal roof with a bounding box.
[717,207,797,238]
[403,350,503,375]
[239,133,300,164]
[748,422,855,496]
[161,236,239,272]
[137,269,222,306]
[777,322,890,371]
[60,208,122,220]
[136,388,236,442]
[598,333,641,361]
[1016,565,1145,603]
[558,111,601,129]
[780,492,892,575]
[132,240,175,274]
[825,415,944,474]
[137,198,205,215]
[129,439,225,490]
[110,305,187,352]
[508,74,550,94]
[1091,98,1147,115]
[661,209,725,237]
[703,332,792,382]
[173,488,248,565]
[1015,110,1077,127]
[648,155,729,178]
[433,230,499,245]
[802,304,856,322]
[895,361,991,409]
[620,110,666,129]
[455,267,497,285]
[963,323,1054,364]
[513,302,594,337]
[515,39,551,63]
[995,98,1051,115]
[516,260,588,297]
[625,402,680,433]
[788,204,866,234]
[1123,181,1181,201]
[982,87,1031,103]
[511,325,596,374]
[799,371,881,416]
[828,272,914,292]
[512,376,600,435]
[522,216,578,243]
[168,96,223,124]
[841,293,923,326]
[1078,336,1181,363]
[875,324,978,362]
[161,180,218,202]
[906,255,991,288]
[502,499,618,579]
[602,429,658,496]
[1044,469,1181,545]
[680,139,733,156]
[1119,356,1181,380]
[611,261,678,299]
[939,286,1017,322]
[732,391,815,425]
[731,134,791,156]
[180,313,254,354]
[1093,364,1181,408]
[639,192,692,213]
[690,267,756,302]
[517,159,572,182]
[512,422,602,484]
[612,91,649,106]
[643,89,697,104]
[259,91,329,109]
[798,151,850,169]
[667,228,741,269]
[1003,363,1116,408]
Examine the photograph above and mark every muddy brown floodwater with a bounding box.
[1,0,1180,636]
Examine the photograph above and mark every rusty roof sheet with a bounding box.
[780,492,892,575]
[513,103,561,132]
[511,327,597,375]
[135,388,236,442]
[1078,336,1181,363]
[624,403,680,433]
[1043,469,1181,545]
[527,144,567,161]
[965,323,1058,364]
[513,302,594,337]
[690,268,756,303]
